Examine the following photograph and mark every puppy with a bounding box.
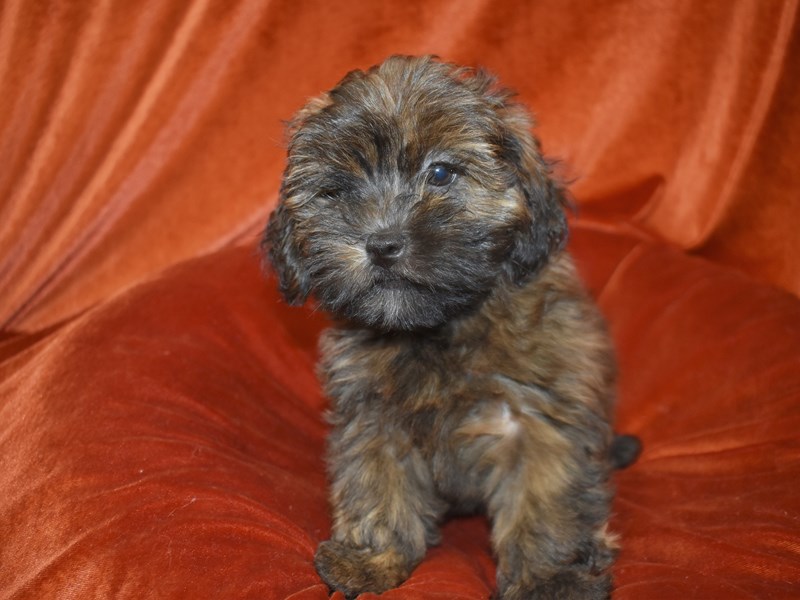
[263,55,639,599]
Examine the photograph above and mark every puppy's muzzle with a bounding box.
[366,230,407,268]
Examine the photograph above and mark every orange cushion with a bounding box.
[2,223,798,598]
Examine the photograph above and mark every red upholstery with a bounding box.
[1,1,799,598]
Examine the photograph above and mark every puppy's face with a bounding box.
[265,56,566,330]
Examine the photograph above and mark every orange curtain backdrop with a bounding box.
[1,0,798,333]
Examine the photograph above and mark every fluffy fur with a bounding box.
[263,55,639,599]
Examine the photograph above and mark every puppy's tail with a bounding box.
[610,434,642,470]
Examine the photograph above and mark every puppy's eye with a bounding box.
[427,164,457,187]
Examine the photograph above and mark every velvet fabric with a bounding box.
[1,1,799,598]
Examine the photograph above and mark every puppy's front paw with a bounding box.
[497,570,612,600]
[314,540,411,599]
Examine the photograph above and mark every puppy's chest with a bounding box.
[319,327,516,419]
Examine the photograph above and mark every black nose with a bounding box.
[366,231,406,267]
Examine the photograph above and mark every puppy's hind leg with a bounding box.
[315,417,446,598]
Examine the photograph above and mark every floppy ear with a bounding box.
[497,104,568,285]
[261,199,311,306]
[260,91,337,305]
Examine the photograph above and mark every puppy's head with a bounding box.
[264,55,567,330]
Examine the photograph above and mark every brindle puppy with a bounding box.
[263,55,639,600]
